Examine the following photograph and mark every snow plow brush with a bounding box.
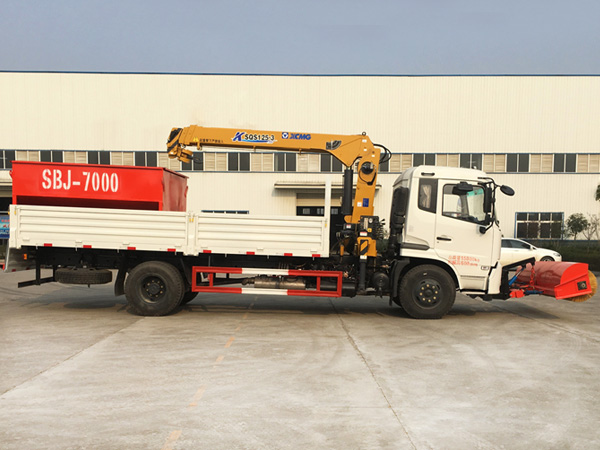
[509,261,597,302]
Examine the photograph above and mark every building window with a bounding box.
[576,154,600,172]
[275,153,297,172]
[438,154,460,168]
[182,153,204,171]
[134,151,158,167]
[483,154,507,172]
[40,150,63,163]
[506,154,529,173]
[228,153,238,171]
[203,152,227,171]
[529,154,553,173]
[227,152,250,171]
[413,154,435,166]
[297,154,320,172]
[250,153,273,171]
[389,154,412,171]
[239,153,250,171]
[201,210,249,214]
[0,150,15,169]
[320,154,343,172]
[379,157,389,172]
[111,151,135,166]
[553,154,576,173]
[88,151,111,165]
[62,151,86,164]
[515,212,563,239]
[297,206,330,216]
[459,154,482,170]
[15,150,40,162]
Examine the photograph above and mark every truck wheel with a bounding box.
[55,268,113,285]
[399,265,456,319]
[180,291,198,305]
[125,261,184,316]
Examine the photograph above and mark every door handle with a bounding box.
[437,236,452,241]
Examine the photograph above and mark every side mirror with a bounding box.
[478,213,493,234]
[483,187,493,213]
[452,181,473,195]
[500,185,515,196]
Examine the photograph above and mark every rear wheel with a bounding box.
[399,265,456,319]
[125,261,184,316]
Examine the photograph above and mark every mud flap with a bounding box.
[114,263,127,297]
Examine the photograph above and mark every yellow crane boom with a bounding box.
[167,125,383,227]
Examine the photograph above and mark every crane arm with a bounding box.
[168,125,378,168]
[167,125,382,224]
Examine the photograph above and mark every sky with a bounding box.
[1,0,599,75]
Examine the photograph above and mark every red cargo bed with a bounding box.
[11,161,188,211]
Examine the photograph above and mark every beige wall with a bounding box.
[2,73,599,153]
[1,72,600,237]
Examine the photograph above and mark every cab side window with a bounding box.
[442,184,486,223]
[418,179,437,213]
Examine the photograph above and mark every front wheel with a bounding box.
[125,261,185,316]
[399,265,456,319]
[540,256,554,262]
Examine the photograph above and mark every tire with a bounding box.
[125,261,184,316]
[180,291,199,305]
[540,256,554,262]
[55,268,112,285]
[399,265,456,319]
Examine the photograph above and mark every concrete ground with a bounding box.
[1,270,599,450]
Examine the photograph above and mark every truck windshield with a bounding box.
[442,184,486,224]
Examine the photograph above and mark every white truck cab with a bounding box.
[390,166,504,296]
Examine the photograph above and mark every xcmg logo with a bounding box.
[282,132,311,140]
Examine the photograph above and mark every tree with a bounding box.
[596,185,600,201]
[581,214,600,250]
[566,213,588,240]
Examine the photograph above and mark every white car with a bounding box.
[500,238,562,267]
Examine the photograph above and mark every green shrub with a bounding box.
[528,239,600,271]
[556,247,600,271]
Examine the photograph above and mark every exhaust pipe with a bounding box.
[243,276,306,290]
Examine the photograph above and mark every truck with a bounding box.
[6,126,595,319]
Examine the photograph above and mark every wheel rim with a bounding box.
[412,278,442,308]
[141,276,166,303]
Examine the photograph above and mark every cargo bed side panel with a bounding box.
[8,206,330,265]
[9,205,189,253]
[195,213,329,257]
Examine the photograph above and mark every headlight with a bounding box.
[553,252,561,257]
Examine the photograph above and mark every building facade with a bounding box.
[1,72,599,255]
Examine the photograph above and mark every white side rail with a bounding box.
[8,204,330,259]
